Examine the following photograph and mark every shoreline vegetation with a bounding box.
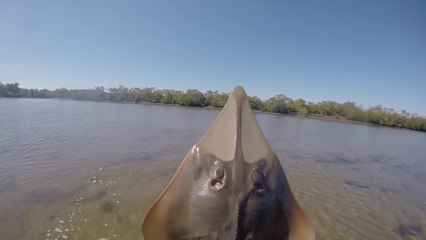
[1,81,425,132]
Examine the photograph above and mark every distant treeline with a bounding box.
[1,81,425,132]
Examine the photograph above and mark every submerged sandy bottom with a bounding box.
[4,153,178,240]
[4,149,425,240]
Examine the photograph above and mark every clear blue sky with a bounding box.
[1,0,425,116]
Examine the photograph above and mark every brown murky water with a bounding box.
[0,98,425,240]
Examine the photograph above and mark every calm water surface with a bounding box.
[0,98,425,240]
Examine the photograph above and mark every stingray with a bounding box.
[142,86,314,240]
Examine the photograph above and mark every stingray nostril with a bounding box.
[210,166,225,190]
[213,167,224,179]
[250,168,262,182]
[253,181,263,189]
[251,168,265,194]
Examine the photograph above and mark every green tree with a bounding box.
[204,91,229,108]
[0,82,5,97]
[289,99,309,115]
[341,102,365,121]
[160,90,177,104]
[180,89,205,106]
[5,82,20,97]
[265,94,292,113]
[248,96,264,111]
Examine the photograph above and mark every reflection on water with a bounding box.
[0,98,425,239]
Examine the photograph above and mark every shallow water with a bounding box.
[0,98,425,240]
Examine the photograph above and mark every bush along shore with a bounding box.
[1,81,425,132]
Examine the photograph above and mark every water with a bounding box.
[0,98,425,240]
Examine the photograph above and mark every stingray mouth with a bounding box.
[210,165,226,190]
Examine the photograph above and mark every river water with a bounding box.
[0,98,425,240]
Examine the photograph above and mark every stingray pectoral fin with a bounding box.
[268,155,315,240]
[142,150,195,240]
[287,191,315,240]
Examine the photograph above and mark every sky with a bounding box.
[1,0,425,116]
